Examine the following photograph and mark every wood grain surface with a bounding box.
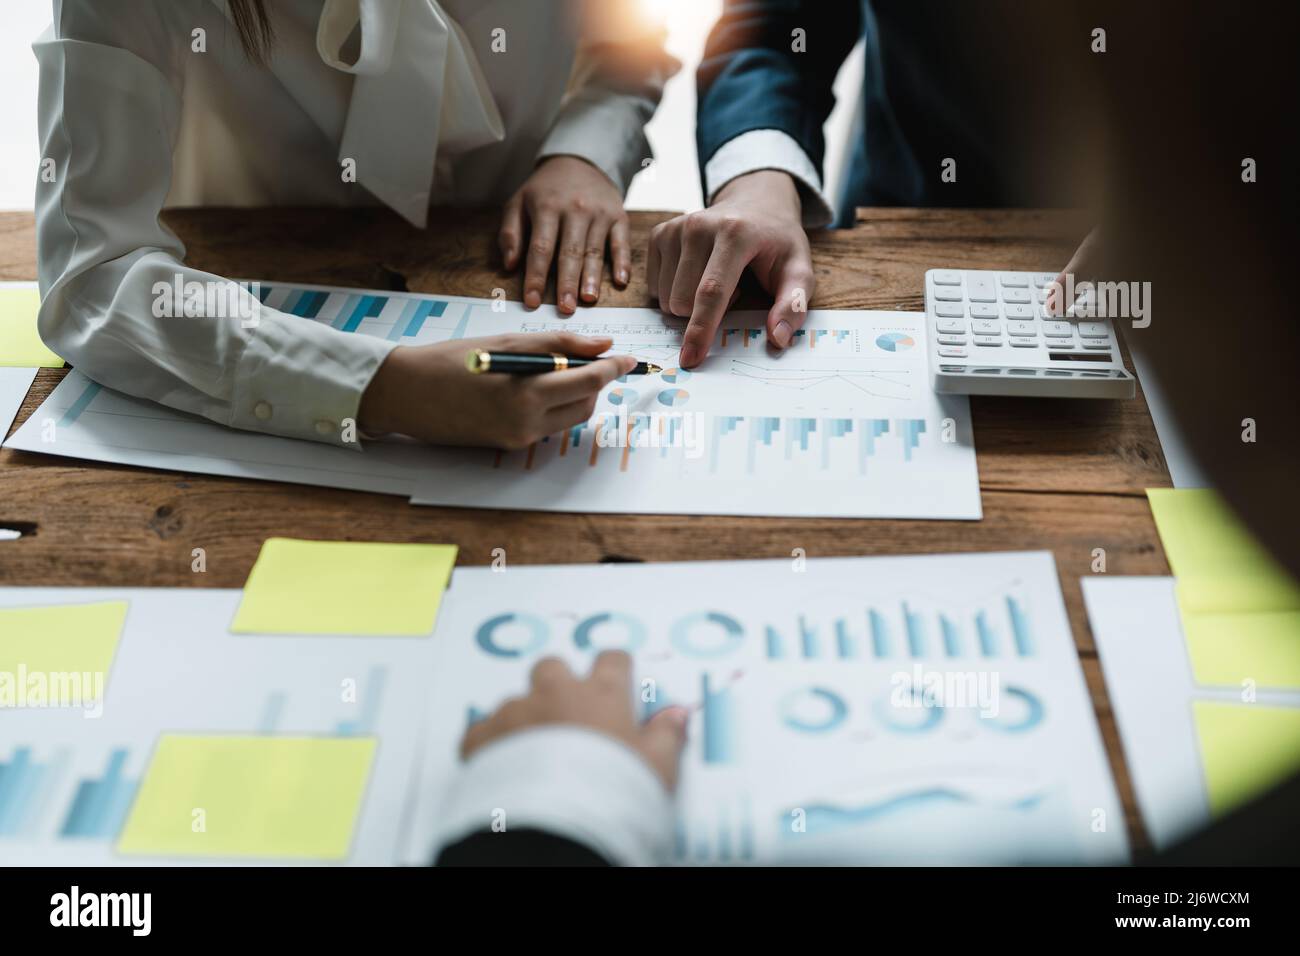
[0,206,1174,856]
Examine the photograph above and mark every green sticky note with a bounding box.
[1148,489,1300,689]
[117,735,376,860]
[1193,701,1300,816]
[0,601,128,705]
[230,538,458,635]
[0,285,63,368]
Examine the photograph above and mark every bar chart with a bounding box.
[59,748,139,840]
[0,746,70,837]
[257,284,469,344]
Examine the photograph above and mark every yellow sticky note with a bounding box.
[0,601,128,705]
[0,285,63,368]
[1193,701,1300,816]
[231,538,458,635]
[117,735,375,860]
[1148,489,1300,689]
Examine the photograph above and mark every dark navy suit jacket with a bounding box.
[697,0,1085,223]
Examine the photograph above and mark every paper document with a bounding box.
[1148,488,1300,688]
[0,367,37,438]
[0,587,441,866]
[1083,576,1300,849]
[411,551,1126,864]
[4,283,981,520]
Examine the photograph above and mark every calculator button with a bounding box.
[937,319,968,334]
[1007,321,1037,336]
[998,273,1029,287]
[935,302,965,318]
[1042,321,1073,337]
[1001,288,1031,304]
[932,270,962,285]
[937,347,968,358]
[1032,273,1058,287]
[1009,337,1040,347]
[1082,340,1114,350]
[937,335,968,346]
[973,335,1003,347]
[972,319,1001,334]
[970,302,1000,319]
[967,277,997,302]
[933,286,964,301]
[1078,322,1110,338]
[1003,303,1034,319]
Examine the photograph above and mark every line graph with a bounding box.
[729,360,914,400]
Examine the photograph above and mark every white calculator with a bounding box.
[924,269,1135,398]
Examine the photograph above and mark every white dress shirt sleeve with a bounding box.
[536,6,680,194]
[704,129,837,229]
[432,725,676,866]
[33,6,394,449]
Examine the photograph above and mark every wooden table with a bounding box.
[0,206,1172,855]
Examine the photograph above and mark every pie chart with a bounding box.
[876,332,916,352]
[661,368,692,384]
[658,388,691,408]
[607,387,637,406]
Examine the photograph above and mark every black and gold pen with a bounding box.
[465,350,662,376]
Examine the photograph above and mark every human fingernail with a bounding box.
[525,291,540,308]
[617,269,629,284]
[562,293,576,311]
[680,345,699,367]
[773,320,792,347]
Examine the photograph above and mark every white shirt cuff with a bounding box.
[230,307,396,450]
[705,129,836,228]
[432,725,676,866]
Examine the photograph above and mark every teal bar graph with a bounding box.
[870,608,890,657]
[60,749,137,839]
[59,381,102,426]
[821,418,854,469]
[747,416,781,474]
[834,619,857,659]
[941,614,962,657]
[0,747,69,836]
[701,674,736,765]
[896,418,927,461]
[1007,596,1033,656]
[976,610,998,657]
[710,416,744,473]
[784,417,817,457]
[799,615,819,658]
[903,601,926,656]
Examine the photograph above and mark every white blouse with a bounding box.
[34,0,675,446]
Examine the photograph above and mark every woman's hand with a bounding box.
[498,156,632,315]
[359,332,633,449]
[461,651,690,792]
